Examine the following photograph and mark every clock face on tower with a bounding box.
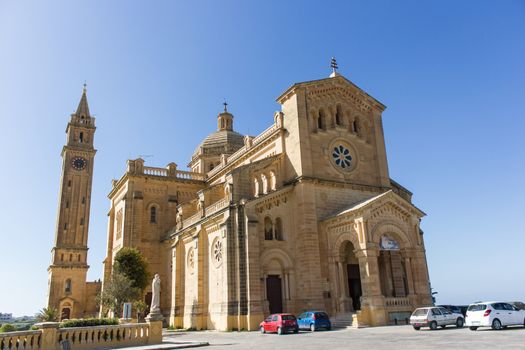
[71,157,87,171]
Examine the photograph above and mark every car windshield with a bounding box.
[412,309,428,316]
[468,304,486,311]
[314,312,329,319]
[282,315,296,320]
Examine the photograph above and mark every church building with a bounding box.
[48,63,433,328]
[102,64,433,329]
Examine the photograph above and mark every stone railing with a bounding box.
[384,297,412,309]
[0,330,41,350]
[183,212,202,228]
[0,320,162,350]
[56,323,149,350]
[142,166,206,181]
[204,197,229,216]
[144,166,168,177]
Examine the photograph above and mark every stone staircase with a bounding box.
[331,312,355,329]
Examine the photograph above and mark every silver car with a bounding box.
[410,307,465,330]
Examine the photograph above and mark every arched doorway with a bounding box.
[342,242,362,311]
[266,275,283,314]
[261,249,294,315]
[61,307,71,320]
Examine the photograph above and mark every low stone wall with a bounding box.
[0,319,162,350]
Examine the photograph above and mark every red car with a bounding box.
[260,313,299,335]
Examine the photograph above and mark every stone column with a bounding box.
[337,260,350,312]
[404,257,415,295]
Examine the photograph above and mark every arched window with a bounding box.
[65,279,72,293]
[77,254,81,262]
[274,218,283,241]
[209,163,215,171]
[150,206,157,223]
[264,217,273,240]
[318,110,326,130]
[353,117,360,135]
[79,132,84,143]
[335,105,343,126]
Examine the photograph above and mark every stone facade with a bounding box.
[47,86,101,320]
[98,69,432,329]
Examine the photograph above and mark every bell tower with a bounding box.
[47,85,97,320]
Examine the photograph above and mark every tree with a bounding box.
[114,247,150,292]
[35,307,59,322]
[97,270,140,317]
[133,300,147,321]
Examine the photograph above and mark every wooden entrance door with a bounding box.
[347,264,362,311]
[266,275,283,314]
[61,307,71,320]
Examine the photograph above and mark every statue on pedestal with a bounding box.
[146,274,163,321]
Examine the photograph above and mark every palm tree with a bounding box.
[35,307,59,322]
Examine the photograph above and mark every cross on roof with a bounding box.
[223,101,228,112]
[331,57,338,73]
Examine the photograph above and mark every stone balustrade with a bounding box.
[141,166,206,181]
[204,197,229,216]
[0,330,41,350]
[384,297,412,309]
[0,319,162,350]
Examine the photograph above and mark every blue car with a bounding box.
[297,311,331,331]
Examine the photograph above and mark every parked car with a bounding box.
[466,302,525,330]
[410,307,464,330]
[297,311,331,331]
[259,313,299,335]
[509,301,525,311]
[438,305,463,315]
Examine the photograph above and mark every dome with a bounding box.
[193,129,245,158]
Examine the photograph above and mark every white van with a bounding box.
[466,302,525,330]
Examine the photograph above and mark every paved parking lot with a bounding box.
[164,325,525,350]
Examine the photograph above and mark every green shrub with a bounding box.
[0,324,16,333]
[59,318,119,328]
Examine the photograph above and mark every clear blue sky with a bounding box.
[0,1,524,316]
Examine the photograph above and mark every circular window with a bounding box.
[187,248,195,273]
[329,139,358,172]
[212,238,223,267]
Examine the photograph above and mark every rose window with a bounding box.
[213,240,223,265]
[332,145,353,169]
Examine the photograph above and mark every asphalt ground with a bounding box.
[163,325,525,350]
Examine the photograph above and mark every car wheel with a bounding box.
[310,323,316,332]
[294,328,299,334]
[456,318,464,328]
[260,326,265,334]
[327,326,331,331]
[413,326,421,331]
[523,318,525,327]
[491,319,502,330]
[469,326,478,331]
[277,327,283,335]
[429,321,438,330]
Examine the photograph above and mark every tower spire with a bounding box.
[75,83,91,117]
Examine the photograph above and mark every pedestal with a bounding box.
[146,312,164,344]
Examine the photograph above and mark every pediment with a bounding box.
[323,190,425,227]
[277,74,386,113]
